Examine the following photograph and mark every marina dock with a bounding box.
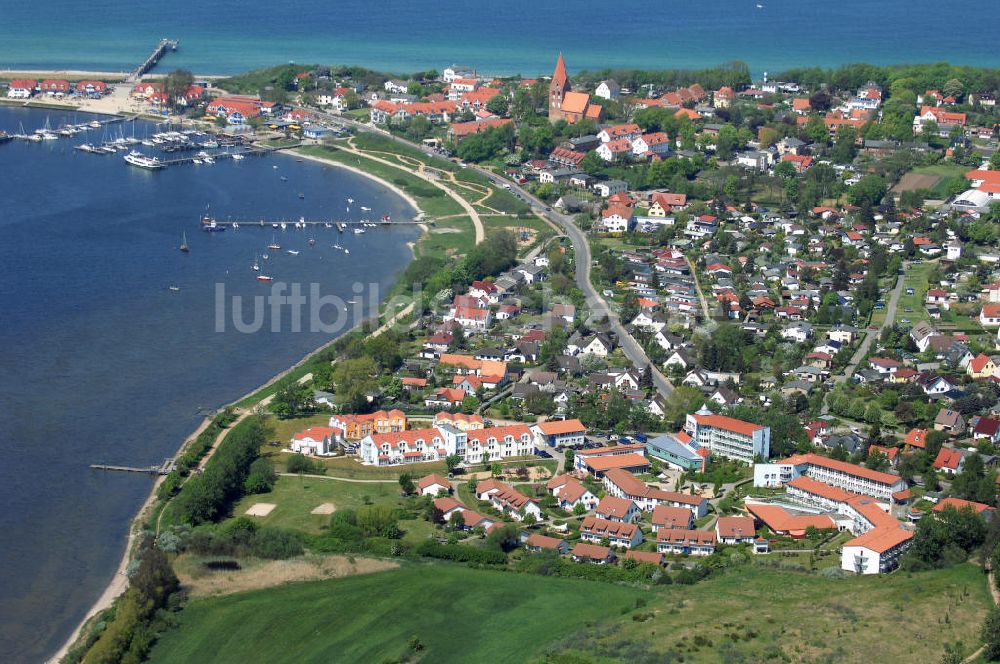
[90,458,176,476]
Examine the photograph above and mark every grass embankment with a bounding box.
[147,562,990,664]
[296,144,464,217]
[148,565,644,664]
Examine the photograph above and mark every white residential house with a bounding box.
[290,426,338,456]
[593,180,628,197]
[595,80,621,100]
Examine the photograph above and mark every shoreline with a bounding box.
[0,69,227,80]
[46,144,429,664]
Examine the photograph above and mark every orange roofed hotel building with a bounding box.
[548,54,603,124]
[329,409,407,440]
[359,423,535,466]
[684,406,770,465]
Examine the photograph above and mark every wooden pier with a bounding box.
[130,38,178,82]
[90,458,176,476]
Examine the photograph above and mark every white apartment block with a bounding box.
[684,406,770,464]
[359,423,533,466]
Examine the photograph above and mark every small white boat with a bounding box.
[354,228,365,235]
[280,222,287,230]
[324,222,332,229]
[257,275,273,281]
[203,157,215,164]
[287,250,300,256]
[169,286,180,292]
[252,255,260,271]
[192,158,203,164]
[232,222,239,229]
[347,198,354,204]
[360,206,371,212]
[344,248,349,254]
[232,153,245,160]
[273,165,278,169]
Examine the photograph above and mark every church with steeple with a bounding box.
[548,53,603,124]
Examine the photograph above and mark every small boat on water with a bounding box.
[381,214,392,223]
[180,232,189,253]
[354,228,366,235]
[202,220,226,233]
[344,248,350,254]
[232,222,239,229]
[252,255,260,271]
[347,198,354,204]
[203,157,215,164]
[192,159,203,164]
[232,153,245,160]
[201,214,217,226]
[361,206,371,212]
[337,223,345,233]
[256,275,273,281]
[308,238,316,246]
[169,286,181,292]
[267,234,281,251]
[324,222,332,229]
[89,120,101,129]
[280,222,287,230]
[295,217,306,229]
[298,192,305,199]
[287,250,300,256]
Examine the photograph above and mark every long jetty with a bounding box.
[130,38,178,82]
[210,218,423,228]
[90,458,175,476]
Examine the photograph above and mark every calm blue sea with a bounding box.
[0,106,419,663]
[0,0,998,76]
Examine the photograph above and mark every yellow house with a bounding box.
[648,201,669,217]
[968,353,997,380]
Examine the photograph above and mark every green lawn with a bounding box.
[148,565,644,664]
[556,562,991,663]
[148,560,990,664]
[418,216,476,258]
[232,475,399,534]
[912,163,969,199]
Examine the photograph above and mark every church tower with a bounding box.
[549,53,570,122]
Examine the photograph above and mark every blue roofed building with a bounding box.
[646,432,708,472]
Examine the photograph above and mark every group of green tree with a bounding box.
[170,416,273,525]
